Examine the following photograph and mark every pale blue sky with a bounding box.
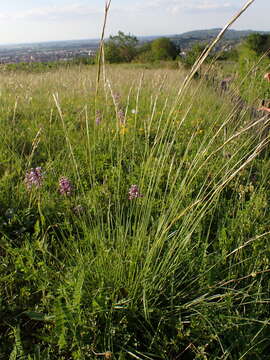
[0,0,269,44]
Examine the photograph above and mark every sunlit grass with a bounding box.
[0,57,270,360]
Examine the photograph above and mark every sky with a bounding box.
[0,0,269,44]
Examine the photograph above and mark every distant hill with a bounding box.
[172,28,269,40]
[0,38,99,50]
[139,28,270,50]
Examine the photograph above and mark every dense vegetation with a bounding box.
[102,31,179,64]
[99,31,270,70]
[0,29,270,360]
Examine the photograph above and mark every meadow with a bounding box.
[0,58,270,359]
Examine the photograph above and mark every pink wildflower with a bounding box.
[59,176,73,196]
[128,185,143,200]
[24,167,43,189]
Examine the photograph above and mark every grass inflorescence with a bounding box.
[1,3,270,356]
[0,60,269,359]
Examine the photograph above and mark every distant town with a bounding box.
[0,39,99,64]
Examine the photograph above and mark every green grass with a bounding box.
[0,62,270,360]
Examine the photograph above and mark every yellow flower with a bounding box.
[120,126,128,135]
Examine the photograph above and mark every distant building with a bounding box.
[88,49,96,57]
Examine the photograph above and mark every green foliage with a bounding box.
[9,327,25,360]
[233,39,270,102]
[181,42,208,67]
[217,47,239,61]
[103,41,122,63]
[104,31,139,63]
[0,62,270,359]
[134,42,155,63]
[245,33,270,56]
[150,37,179,61]
[1,57,95,73]
[103,35,179,64]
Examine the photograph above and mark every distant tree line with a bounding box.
[102,32,270,67]
[101,31,269,66]
[102,31,180,63]
[180,32,270,67]
[245,33,270,56]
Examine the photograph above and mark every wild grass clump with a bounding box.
[0,42,270,360]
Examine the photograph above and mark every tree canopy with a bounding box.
[181,43,207,67]
[245,33,270,56]
[103,32,180,64]
[150,38,179,61]
[104,31,139,63]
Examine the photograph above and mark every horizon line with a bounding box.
[0,27,269,47]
